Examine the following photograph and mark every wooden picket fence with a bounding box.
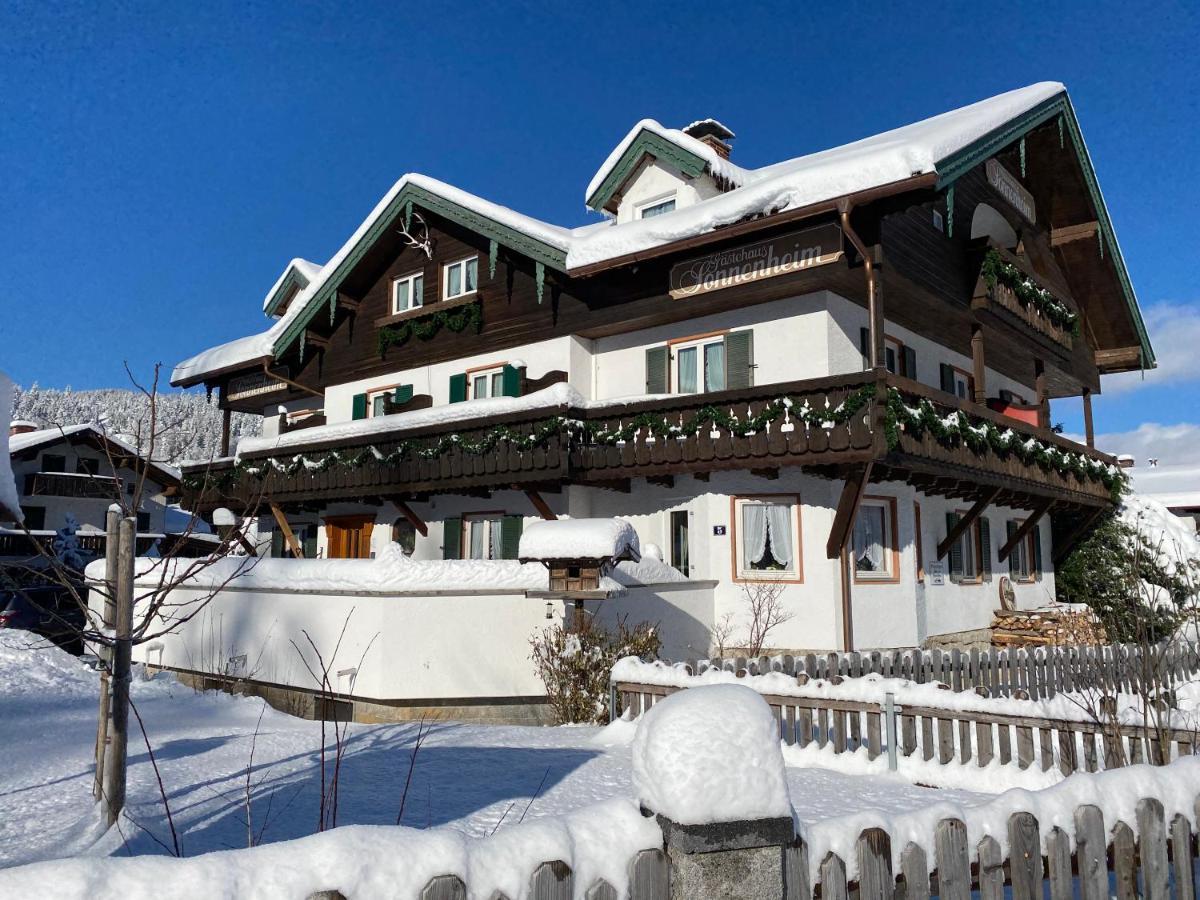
[682,640,1200,701]
[615,681,1198,774]
[308,788,1200,899]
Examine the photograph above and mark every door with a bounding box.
[670,510,690,577]
[324,515,375,559]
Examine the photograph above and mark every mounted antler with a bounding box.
[398,211,434,259]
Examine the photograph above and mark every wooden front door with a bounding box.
[324,515,375,559]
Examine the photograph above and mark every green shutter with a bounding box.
[645,346,669,394]
[946,511,963,581]
[352,393,368,420]
[1032,524,1043,579]
[903,346,917,380]
[724,330,754,389]
[302,525,318,559]
[271,528,284,559]
[1007,520,1018,576]
[393,384,413,405]
[443,516,462,559]
[501,364,522,397]
[979,517,992,579]
[939,364,956,394]
[859,327,870,370]
[449,373,468,404]
[500,515,524,560]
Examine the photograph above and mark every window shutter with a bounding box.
[1007,521,1018,576]
[449,373,468,404]
[859,327,871,370]
[645,346,669,394]
[352,393,368,420]
[501,364,522,397]
[939,364,956,394]
[271,528,284,559]
[302,526,318,559]
[946,512,963,580]
[1032,524,1043,579]
[903,346,917,380]
[393,384,413,405]
[724,330,754,389]
[443,516,462,559]
[979,517,992,579]
[500,515,524,560]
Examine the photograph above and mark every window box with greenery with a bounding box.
[852,496,899,583]
[731,495,801,582]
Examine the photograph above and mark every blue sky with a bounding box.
[2,1,1197,461]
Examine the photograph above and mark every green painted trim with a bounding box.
[585,129,708,212]
[935,93,1154,367]
[263,266,313,317]
[273,183,569,357]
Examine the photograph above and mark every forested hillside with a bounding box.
[11,384,260,463]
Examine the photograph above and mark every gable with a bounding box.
[586,126,711,214]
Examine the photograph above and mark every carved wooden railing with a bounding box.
[23,471,123,500]
[972,245,1076,349]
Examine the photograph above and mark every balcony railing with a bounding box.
[972,246,1077,349]
[24,472,123,500]
[0,530,218,560]
[182,372,1119,511]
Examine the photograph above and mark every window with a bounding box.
[41,454,65,473]
[946,511,992,583]
[1007,520,1041,581]
[674,336,726,394]
[469,366,506,400]
[884,338,902,376]
[391,271,424,313]
[391,518,417,556]
[465,513,504,560]
[20,506,45,530]
[362,384,413,418]
[136,511,151,532]
[443,257,478,300]
[670,510,690,577]
[637,196,676,219]
[733,496,800,580]
[853,497,898,582]
[76,457,101,476]
[951,370,972,400]
[914,501,925,583]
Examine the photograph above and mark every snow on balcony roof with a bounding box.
[6,422,181,483]
[262,258,323,314]
[518,517,640,561]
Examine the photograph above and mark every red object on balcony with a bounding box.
[987,398,1041,427]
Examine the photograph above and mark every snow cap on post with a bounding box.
[632,683,791,825]
[518,517,640,562]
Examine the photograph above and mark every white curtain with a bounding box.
[489,518,503,560]
[764,504,793,568]
[704,342,726,392]
[469,521,486,559]
[741,503,769,566]
[677,347,698,393]
[853,507,885,571]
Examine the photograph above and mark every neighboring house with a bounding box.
[1127,461,1200,534]
[1,420,187,561]
[171,82,1152,653]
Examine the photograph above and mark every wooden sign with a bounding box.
[226,371,287,402]
[669,223,843,300]
[986,159,1035,222]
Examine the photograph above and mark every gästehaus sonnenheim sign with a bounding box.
[669,223,843,299]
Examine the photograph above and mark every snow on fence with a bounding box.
[612,659,1200,776]
[680,641,1200,701]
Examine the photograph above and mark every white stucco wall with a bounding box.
[614,158,722,224]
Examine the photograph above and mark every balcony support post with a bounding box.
[1035,359,1049,429]
[1082,388,1095,448]
[394,499,429,536]
[971,324,987,404]
[524,490,557,521]
[936,486,1000,559]
[826,462,874,561]
[220,406,232,458]
[998,498,1053,563]
[270,502,302,558]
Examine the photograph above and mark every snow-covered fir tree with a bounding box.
[11,384,260,463]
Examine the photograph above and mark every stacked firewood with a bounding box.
[991,606,1107,646]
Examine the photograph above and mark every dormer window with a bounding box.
[637,195,677,219]
[443,257,478,300]
[392,271,424,313]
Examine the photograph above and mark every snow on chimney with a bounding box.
[9,419,38,437]
[1117,454,1135,469]
[682,118,735,160]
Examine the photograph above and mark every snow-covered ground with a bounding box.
[0,631,991,871]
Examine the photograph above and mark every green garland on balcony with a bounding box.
[980,249,1080,336]
[884,389,1123,498]
[582,385,877,444]
[376,298,483,356]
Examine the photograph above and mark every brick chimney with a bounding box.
[682,118,735,160]
[9,419,38,437]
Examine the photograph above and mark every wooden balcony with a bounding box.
[182,372,1118,514]
[971,246,1076,350]
[24,472,123,500]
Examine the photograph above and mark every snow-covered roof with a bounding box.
[0,372,21,521]
[262,258,323,315]
[178,81,1153,385]
[1127,465,1200,512]
[519,517,641,561]
[6,422,181,485]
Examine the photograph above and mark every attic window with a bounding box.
[637,196,676,219]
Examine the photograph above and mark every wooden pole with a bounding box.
[869,247,885,370]
[93,505,120,801]
[1082,388,1095,448]
[270,502,303,558]
[103,516,136,827]
[840,546,855,652]
[220,406,232,458]
[1034,360,1049,429]
[971,324,987,404]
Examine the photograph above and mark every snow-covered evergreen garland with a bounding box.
[980,249,1080,335]
[377,298,483,356]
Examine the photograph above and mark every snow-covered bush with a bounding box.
[530,614,660,724]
